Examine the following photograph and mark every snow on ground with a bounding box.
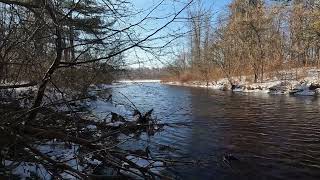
[3,141,83,179]
[4,160,50,180]
[0,80,136,123]
[0,81,163,179]
[163,68,320,96]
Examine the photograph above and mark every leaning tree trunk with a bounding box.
[28,4,63,122]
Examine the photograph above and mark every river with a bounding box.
[100,82,320,179]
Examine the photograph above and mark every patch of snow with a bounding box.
[294,90,316,96]
[163,68,320,97]
[87,125,97,130]
[125,155,164,174]
[107,121,124,127]
[4,161,51,180]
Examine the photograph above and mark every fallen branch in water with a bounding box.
[0,99,180,179]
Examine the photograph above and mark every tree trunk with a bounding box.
[28,4,63,122]
[254,73,258,83]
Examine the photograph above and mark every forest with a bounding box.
[0,0,193,179]
[1,0,320,179]
[165,0,320,93]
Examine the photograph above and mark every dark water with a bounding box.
[109,83,320,180]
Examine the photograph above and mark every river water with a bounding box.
[106,82,320,180]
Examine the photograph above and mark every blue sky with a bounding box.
[133,0,232,13]
[126,0,233,68]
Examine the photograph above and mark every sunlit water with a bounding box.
[99,82,320,179]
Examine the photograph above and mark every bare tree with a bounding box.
[0,0,195,179]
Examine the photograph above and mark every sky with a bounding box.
[125,0,233,68]
[133,0,232,14]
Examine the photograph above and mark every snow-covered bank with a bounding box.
[0,83,165,179]
[118,79,161,83]
[163,68,320,97]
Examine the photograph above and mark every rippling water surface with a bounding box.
[107,83,320,180]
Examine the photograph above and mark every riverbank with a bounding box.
[0,82,169,179]
[162,68,320,96]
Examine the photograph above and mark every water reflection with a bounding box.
[107,83,320,179]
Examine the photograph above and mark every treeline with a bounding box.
[166,0,320,84]
[117,67,168,80]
